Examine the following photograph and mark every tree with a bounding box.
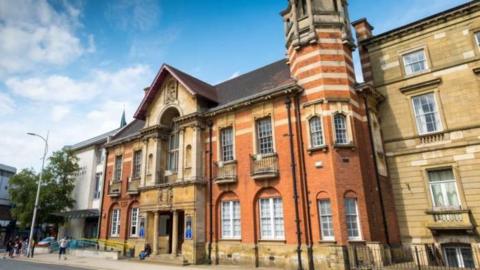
[9,148,79,227]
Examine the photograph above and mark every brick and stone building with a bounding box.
[354,1,480,268]
[97,1,400,269]
[0,164,16,247]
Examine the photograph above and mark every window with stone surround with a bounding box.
[428,169,461,210]
[114,155,122,181]
[412,93,442,135]
[444,245,475,268]
[318,199,335,241]
[259,197,284,240]
[309,116,324,147]
[110,208,121,237]
[402,49,428,75]
[130,207,140,237]
[133,150,142,179]
[334,114,349,145]
[475,32,480,48]
[167,132,179,172]
[256,117,274,155]
[220,127,234,162]
[345,198,361,240]
[221,200,241,239]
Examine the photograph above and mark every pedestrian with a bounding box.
[14,238,21,257]
[58,236,68,260]
[7,240,14,258]
[22,238,28,256]
[139,243,151,260]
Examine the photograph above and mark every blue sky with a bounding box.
[0,0,469,170]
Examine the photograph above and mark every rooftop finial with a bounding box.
[120,106,127,128]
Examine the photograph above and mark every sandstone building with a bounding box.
[354,1,480,268]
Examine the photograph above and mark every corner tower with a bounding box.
[282,0,400,249]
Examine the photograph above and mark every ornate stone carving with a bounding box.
[165,79,177,104]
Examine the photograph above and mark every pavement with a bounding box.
[5,253,269,270]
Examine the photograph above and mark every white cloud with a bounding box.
[0,0,92,75]
[105,0,161,31]
[0,92,15,114]
[51,105,71,122]
[5,65,152,103]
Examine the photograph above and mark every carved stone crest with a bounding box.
[165,79,177,104]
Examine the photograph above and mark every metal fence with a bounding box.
[348,244,480,270]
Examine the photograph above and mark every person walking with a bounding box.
[6,240,14,258]
[29,238,36,258]
[58,237,68,260]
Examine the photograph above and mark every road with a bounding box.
[0,259,87,270]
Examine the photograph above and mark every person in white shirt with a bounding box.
[58,237,68,260]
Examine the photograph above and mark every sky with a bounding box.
[0,0,470,171]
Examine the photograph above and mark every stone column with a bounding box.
[153,211,159,255]
[191,126,200,180]
[171,210,179,256]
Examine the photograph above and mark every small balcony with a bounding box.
[425,209,474,231]
[127,179,140,195]
[250,153,279,180]
[108,181,121,197]
[214,161,237,184]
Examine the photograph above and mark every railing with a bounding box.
[426,209,473,230]
[127,179,140,194]
[214,161,237,184]
[109,181,121,196]
[348,244,480,270]
[250,153,279,180]
[419,132,445,144]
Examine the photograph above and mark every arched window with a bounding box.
[259,197,284,240]
[344,194,361,240]
[334,114,348,144]
[110,207,121,237]
[309,116,324,147]
[129,206,140,237]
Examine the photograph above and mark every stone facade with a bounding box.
[354,1,480,268]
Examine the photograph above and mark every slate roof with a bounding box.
[107,119,145,146]
[68,128,119,151]
[134,59,294,120]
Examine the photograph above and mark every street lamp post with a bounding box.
[26,131,49,258]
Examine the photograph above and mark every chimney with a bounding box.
[143,87,150,96]
[352,18,374,41]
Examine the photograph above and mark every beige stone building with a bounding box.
[354,1,480,268]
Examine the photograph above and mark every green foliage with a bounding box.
[9,148,79,227]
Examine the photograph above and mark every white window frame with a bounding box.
[132,150,142,179]
[333,114,349,145]
[402,49,428,76]
[220,127,234,162]
[474,32,480,48]
[256,117,274,155]
[412,93,443,135]
[221,200,241,240]
[110,208,121,237]
[309,116,324,148]
[167,132,179,172]
[318,199,335,241]
[130,208,140,237]
[93,173,102,199]
[114,155,123,181]
[345,198,362,241]
[259,197,285,240]
[427,169,461,210]
[443,245,475,268]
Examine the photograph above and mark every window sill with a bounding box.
[219,238,242,242]
[348,239,365,243]
[258,239,286,244]
[318,240,337,245]
[308,145,328,154]
[333,143,355,150]
[131,177,141,181]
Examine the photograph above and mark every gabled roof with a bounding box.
[134,59,294,120]
[134,64,218,120]
[106,119,145,147]
[68,128,119,151]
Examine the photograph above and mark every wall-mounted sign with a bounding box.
[185,216,192,240]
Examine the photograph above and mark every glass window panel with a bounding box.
[334,114,348,144]
[403,50,427,75]
[428,169,460,209]
[221,127,234,161]
[256,118,274,154]
[412,93,441,134]
[309,117,324,147]
[318,200,334,240]
[345,198,360,239]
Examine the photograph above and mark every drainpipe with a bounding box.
[363,95,390,245]
[294,94,315,270]
[207,120,214,264]
[285,96,304,270]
